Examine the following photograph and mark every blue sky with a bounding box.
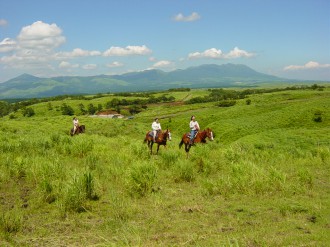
[0,0,329,83]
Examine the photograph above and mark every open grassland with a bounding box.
[0,86,329,246]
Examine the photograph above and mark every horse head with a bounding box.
[164,129,171,141]
[205,128,214,141]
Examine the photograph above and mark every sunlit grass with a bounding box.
[0,87,329,246]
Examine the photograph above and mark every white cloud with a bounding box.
[224,47,254,58]
[106,61,124,68]
[173,12,201,22]
[149,56,157,62]
[152,60,173,68]
[188,47,254,60]
[55,48,101,59]
[82,64,97,70]
[284,61,330,70]
[0,38,17,52]
[17,21,65,50]
[59,61,79,69]
[0,19,8,27]
[188,48,223,59]
[103,45,152,56]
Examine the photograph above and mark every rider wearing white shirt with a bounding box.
[189,115,200,144]
[151,118,161,142]
[73,117,79,134]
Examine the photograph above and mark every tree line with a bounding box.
[0,92,175,117]
[185,84,325,105]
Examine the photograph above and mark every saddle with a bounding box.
[149,131,160,138]
[187,132,198,139]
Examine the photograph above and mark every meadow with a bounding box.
[0,85,329,246]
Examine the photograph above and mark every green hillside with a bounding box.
[0,64,290,99]
[0,85,329,246]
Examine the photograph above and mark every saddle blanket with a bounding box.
[148,131,158,138]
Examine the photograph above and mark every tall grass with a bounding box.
[0,87,329,246]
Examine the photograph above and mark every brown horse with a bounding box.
[144,129,171,154]
[179,128,214,154]
[70,125,85,136]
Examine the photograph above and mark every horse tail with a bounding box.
[143,138,147,143]
[179,139,184,149]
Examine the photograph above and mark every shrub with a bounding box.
[61,171,98,213]
[217,100,236,107]
[174,161,196,182]
[84,171,98,200]
[313,110,323,122]
[0,208,23,234]
[22,107,35,117]
[129,163,157,197]
[61,103,74,116]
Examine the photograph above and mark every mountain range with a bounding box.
[0,63,289,99]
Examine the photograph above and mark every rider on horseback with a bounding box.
[189,115,200,145]
[151,118,162,142]
[73,117,79,134]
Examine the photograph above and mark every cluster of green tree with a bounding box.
[104,94,175,115]
[0,84,325,117]
[57,94,175,116]
[0,101,11,117]
[167,88,191,92]
[186,84,325,105]
[58,103,104,116]
[112,92,155,97]
[105,94,174,108]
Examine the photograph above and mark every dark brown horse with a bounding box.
[70,125,85,136]
[179,128,214,154]
[144,129,171,154]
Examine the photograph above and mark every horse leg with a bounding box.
[150,142,153,154]
[179,139,184,149]
[184,143,191,153]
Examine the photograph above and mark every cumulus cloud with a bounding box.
[0,19,8,27]
[0,38,17,52]
[17,21,65,50]
[103,45,152,56]
[55,48,101,59]
[188,47,254,60]
[173,12,201,22]
[149,56,157,62]
[106,61,124,68]
[82,64,97,70]
[59,61,79,69]
[188,48,223,59]
[284,61,330,70]
[225,47,254,58]
[152,60,173,68]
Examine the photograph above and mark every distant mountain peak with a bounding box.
[0,63,288,99]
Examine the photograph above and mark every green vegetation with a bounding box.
[0,84,329,246]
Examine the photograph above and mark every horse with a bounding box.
[70,125,85,136]
[179,128,214,155]
[144,129,171,154]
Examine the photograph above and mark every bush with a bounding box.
[0,208,23,234]
[129,163,157,197]
[22,107,35,117]
[217,100,236,107]
[313,110,323,122]
[61,103,74,116]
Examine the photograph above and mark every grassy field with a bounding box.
[0,86,329,246]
